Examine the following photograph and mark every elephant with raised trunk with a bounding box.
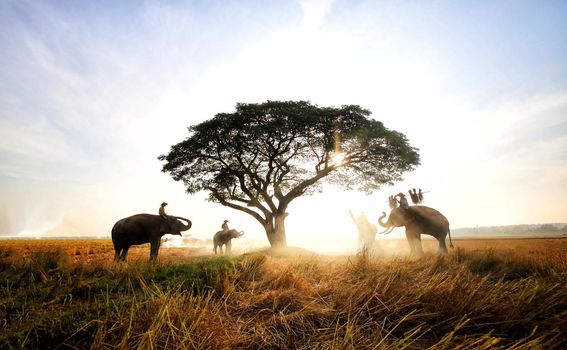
[213,229,244,255]
[349,209,378,255]
[378,206,453,255]
[112,214,192,261]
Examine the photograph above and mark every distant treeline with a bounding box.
[453,223,567,237]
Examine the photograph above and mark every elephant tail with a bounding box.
[448,228,454,248]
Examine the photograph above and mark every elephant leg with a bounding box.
[415,235,424,255]
[363,244,370,256]
[405,230,416,255]
[437,233,449,255]
[214,244,218,255]
[150,240,161,261]
[405,230,423,256]
[362,237,372,255]
[227,241,232,255]
[120,246,130,261]
[113,244,121,262]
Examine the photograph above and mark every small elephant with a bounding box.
[349,209,378,255]
[213,229,244,255]
[112,214,192,261]
[378,205,453,255]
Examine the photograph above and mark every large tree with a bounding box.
[159,101,419,248]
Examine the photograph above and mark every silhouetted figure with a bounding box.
[222,219,229,232]
[159,202,168,220]
[396,192,409,209]
[388,195,398,209]
[409,188,419,205]
[418,188,424,204]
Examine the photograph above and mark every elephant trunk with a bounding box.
[378,211,390,228]
[348,209,357,224]
[239,230,245,237]
[175,216,193,231]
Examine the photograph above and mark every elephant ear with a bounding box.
[159,218,171,233]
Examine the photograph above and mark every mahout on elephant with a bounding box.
[388,195,398,209]
[378,205,453,255]
[213,229,244,255]
[112,214,192,261]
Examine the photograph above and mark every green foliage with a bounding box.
[161,101,419,195]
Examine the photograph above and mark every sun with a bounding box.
[330,151,345,166]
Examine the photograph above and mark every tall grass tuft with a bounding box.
[0,240,565,349]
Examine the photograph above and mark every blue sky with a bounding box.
[1,0,566,250]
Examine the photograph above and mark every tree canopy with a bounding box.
[159,101,420,247]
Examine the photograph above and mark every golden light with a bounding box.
[331,120,345,166]
[330,151,346,165]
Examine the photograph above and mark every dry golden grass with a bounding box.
[0,239,204,264]
[0,237,565,349]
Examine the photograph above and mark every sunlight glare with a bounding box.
[330,151,345,166]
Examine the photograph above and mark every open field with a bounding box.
[0,238,566,349]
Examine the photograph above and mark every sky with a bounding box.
[1,0,566,251]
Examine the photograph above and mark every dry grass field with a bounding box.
[0,237,565,349]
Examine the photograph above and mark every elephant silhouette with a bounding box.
[213,229,244,255]
[112,214,192,261]
[349,209,378,255]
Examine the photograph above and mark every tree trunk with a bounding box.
[266,212,288,248]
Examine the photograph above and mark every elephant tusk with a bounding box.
[379,226,394,235]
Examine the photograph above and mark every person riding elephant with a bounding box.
[396,192,409,209]
[388,195,398,209]
[159,202,168,220]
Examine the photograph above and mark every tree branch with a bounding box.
[208,187,266,226]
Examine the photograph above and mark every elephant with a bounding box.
[213,229,244,255]
[378,206,453,255]
[349,209,378,255]
[112,214,192,261]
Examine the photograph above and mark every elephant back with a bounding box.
[214,229,241,243]
[213,230,227,243]
[409,206,449,228]
[112,214,161,236]
[111,218,126,239]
